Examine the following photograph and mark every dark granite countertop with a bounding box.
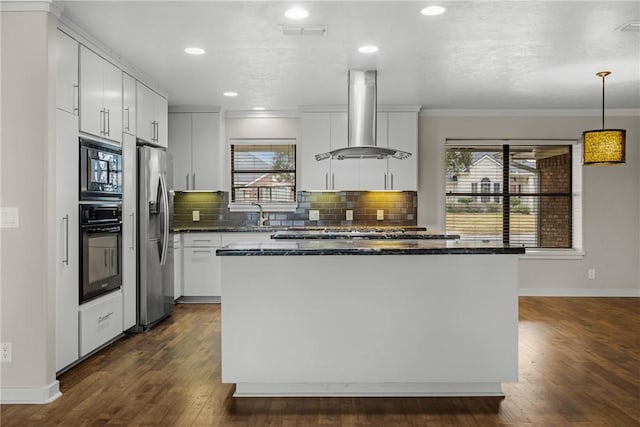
[216,240,525,256]
[174,226,428,233]
[271,230,459,240]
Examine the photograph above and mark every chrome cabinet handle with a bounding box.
[124,107,130,131]
[98,312,114,323]
[192,173,196,190]
[325,172,328,190]
[110,247,114,268]
[332,173,335,190]
[62,214,69,265]
[105,109,110,136]
[72,84,79,114]
[99,109,105,135]
[390,173,394,190]
[130,212,135,250]
[193,249,212,253]
[186,174,190,190]
[104,248,108,267]
[193,239,211,242]
[384,173,387,190]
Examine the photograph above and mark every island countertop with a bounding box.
[271,230,459,240]
[216,239,525,256]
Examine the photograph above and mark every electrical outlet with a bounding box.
[376,210,384,220]
[192,210,200,222]
[588,268,596,280]
[1,342,11,363]
[345,210,353,221]
[309,210,320,221]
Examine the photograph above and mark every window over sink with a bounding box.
[228,139,297,212]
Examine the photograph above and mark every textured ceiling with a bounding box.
[57,1,640,111]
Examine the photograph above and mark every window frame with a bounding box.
[445,139,583,257]
[228,138,298,212]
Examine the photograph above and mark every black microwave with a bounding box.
[79,138,122,200]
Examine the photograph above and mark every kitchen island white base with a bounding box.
[233,382,504,397]
[220,253,519,397]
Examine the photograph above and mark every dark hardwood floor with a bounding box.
[2,297,639,426]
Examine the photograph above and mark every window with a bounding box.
[230,140,296,205]
[445,141,579,249]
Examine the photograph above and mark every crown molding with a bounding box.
[0,1,61,17]
[169,106,221,114]
[225,110,301,119]
[420,109,640,118]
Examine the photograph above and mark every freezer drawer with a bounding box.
[79,290,123,356]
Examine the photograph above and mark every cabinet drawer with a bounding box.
[220,232,273,246]
[79,291,123,357]
[183,232,221,247]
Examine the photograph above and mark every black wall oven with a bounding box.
[79,204,122,303]
[80,138,122,200]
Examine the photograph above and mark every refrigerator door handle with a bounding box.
[159,174,170,266]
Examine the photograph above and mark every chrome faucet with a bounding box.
[252,202,268,227]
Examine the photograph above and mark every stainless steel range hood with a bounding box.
[315,70,412,161]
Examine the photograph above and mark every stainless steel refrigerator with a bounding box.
[137,144,174,330]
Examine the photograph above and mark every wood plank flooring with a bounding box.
[2,297,639,426]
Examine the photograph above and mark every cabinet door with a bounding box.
[387,112,418,190]
[55,110,80,371]
[174,236,183,300]
[79,46,104,138]
[154,93,169,148]
[300,113,331,190]
[56,31,78,115]
[359,112,389,190]
[168,113,192,191]
[191,112,220,190]
[122,73,136,135]
[329,112,360,190]
[136,82,155,143]
[183,247,219,296]
[102,60,122,143]
[122,133,137,330]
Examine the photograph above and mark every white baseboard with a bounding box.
[519,288,640,297]
[0,380,61,404]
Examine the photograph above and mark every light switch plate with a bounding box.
[345,210,353,221]
[309,210,320,221]
[192,210,200,221]
[376,210,384,220]
[0,207,19,228]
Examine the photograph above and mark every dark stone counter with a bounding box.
[216,240,525,256]
[174,226,428,233]
[271,230,459,240]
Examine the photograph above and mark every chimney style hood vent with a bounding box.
[315,70,412,161]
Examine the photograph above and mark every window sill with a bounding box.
[521,249,584,260]
[228,202,298,213]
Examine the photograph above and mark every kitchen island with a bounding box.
[218,240,524,397]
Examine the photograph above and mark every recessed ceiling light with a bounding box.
[184,47,205,55]
[285,7,309,20]
[421,5,447,16]
[223,92,238,97]
[358,45,379,54]
[253,107,266,111]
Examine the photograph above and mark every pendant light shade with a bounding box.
[582,71,626,165]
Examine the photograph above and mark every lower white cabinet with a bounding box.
[79,291,123,357]
[174,234,183,300]
[183,233,222,297]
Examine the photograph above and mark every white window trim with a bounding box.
[227,138,298,212]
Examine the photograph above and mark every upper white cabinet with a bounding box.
[137,82,168,148]
[122,133,137,331]
[55,30,78,115]
[122,73,136,136]
[79,46,122,143]
[168,112,221,191]
[300,109,418,191]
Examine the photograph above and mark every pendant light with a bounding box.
[582,71,626,165]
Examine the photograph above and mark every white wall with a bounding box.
[419,114,640,295]
[0,8,60,401]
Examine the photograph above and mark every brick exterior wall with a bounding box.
[537,154,571,248]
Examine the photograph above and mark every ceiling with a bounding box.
[57,1,640,111]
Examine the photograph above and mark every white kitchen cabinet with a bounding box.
[122,73,136,136]
[79,290,123,357]
[168,112,221,191]
[182,233,222,297]
[220,232,274,246]
[55,109,80,372]
[79,46,122,143]
[122,133,137,331]
[137,82,168,148]
[300,112,359,190]
[174,234,183,300]
[387,111,418,190]
[55,30,78,115]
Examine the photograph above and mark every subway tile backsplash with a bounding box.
[173,191,417,229]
